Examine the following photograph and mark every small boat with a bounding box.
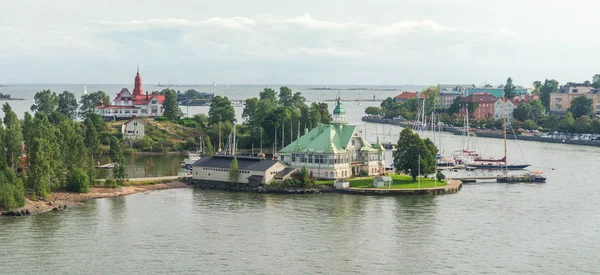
[181,152,201,170]
[468,157,530,170]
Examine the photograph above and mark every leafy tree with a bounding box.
[593,74,600,89]
[446,96,464,115]
[393,128,436,182]
[229,156,240,182]
[365,106,381,116]
[539,79,559,110]
[532,81,542,94]
[57,91,79,120]
[2,103,23,170]
[80,91,110,117]
[591,118,600,134]
[513,104,531,122]
[522,120,538,130]
[559,112,575,132]
[21,112,34,146]
[568,95,594,118]
[527,99,546,121]
[380,97,396,111]
[109,137,125,185]
[208,96,236,125]
[278,86,293,107]
[242,97,259,125]
[28,137,54,199]
[421,86,440,114]
[423,138,438,159]
[84,118,100,158]
[259,88,277,102]
[311,102,332,124]
[0,168,25,210]
[66,168,90,193]
[31,90,58,114]
[574,115,592,133]
[57,120,86,170]
[542,114,560,130]
[204,135,214,156]
[503,77,517,99]
[162,89,179,120]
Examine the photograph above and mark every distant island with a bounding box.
[0,93,25,100]
[307,87,406,91]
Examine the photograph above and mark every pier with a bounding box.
[338,180,462,196]
[449,174,543,183]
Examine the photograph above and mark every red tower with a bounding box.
[132,66,143,97]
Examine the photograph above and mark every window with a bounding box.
[351,140,355,146]
[133,122,138,126]
[291,153,296,162]
[152,99,158,104]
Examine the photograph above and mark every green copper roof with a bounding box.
[280,123,355,154]
[279,123,381,155]
[333,98,345,115]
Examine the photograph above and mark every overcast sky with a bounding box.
[1,0,598,85]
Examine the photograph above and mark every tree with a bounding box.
[229,156,240,182]
[66,168,90,193]
[513,104,532,122]
[80,91,110,117]
[559,112,575,132]
[242,97,259,124]
[259,88,277,102]
[539,79,559,110]
[365,106,381,116]
[591,118,600,134]
[311,102,332,124]
[522,120,538,130]
[0,168,25,210]
[31,90,58,114]
[393,128,436,182]
[162,89,179,120]
[2,103,23,170]
[503,77,517,99]
[278,86,293,107]
[208,96,236,125]
[57,91,79,120]
[109,137,125,185]
[568,95,594,118]
[57,120,86,170]
[421,86,440,114]
[593,74,600,89]
[204,135,215,156]
[28,137,54,199]
[21,112,34,146]
[84,118,100,158]
[542,114,560,130]
[532,81,542,94]
[446,96,464,115]
[574,115,592,133]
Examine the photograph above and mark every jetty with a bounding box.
[338,180,462,196]
[449,174,544,183]
[95,163,115,169]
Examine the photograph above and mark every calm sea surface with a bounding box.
[0,84,599,274]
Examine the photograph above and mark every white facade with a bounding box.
[192,161,288,185]
[494,99,515,120]
[121,118,145,140]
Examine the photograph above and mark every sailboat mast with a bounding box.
[218,117,222,153]
[504,96,508,173]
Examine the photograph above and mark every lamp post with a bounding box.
[418,154,421,189]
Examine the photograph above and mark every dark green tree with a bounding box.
[559,112,575,132]
[79,91,110,117]
[503,77,517,99]
[162,89,179,120]
[364,106,381,116]
[539,79,559,110]
[84,118,100,158]
[57,91,79,120]
[574,115,592,133]
[446,96,464,115]
[109,137,125,185]
[542,114,560,130]
[242,97,259,125]
[513,104,532,122]
[568,95,594,118]
[522,119,538,130]
[28,137,54,199]
[278,86,293,107]
[21,112,34,146]
[0,167,25,210]
[2,103,23,170]
[204,135,215,156]
[66,168,90,193]
[593,74,600,89]
[31,89,58,114]
[208,96,236,125]
[229,156,240,182]
[259,88,277,102]
[393,128,436,182]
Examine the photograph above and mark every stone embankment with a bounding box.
[362,116,600,147]
[188,179,322,194]
[338,180,462,196]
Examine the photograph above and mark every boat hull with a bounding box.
[468,164,530,170]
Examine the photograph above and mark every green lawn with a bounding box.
[316,174,446,189]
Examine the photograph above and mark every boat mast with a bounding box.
[504,96,508,174]
[218,116,222,153]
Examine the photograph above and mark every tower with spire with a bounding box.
[332,95,346,124]
[132,66,143,97]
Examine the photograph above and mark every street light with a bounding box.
[418,154,421,189]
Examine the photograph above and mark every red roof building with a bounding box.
[394,92,425,103]
[96,68,166,119]
[458,93,498,120]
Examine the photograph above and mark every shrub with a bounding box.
[154,116,170,122]
[359,170,369,177]
[436,171,446,181]
[123,148,136,155]
[66,168,90,193]
[104,178,118,188]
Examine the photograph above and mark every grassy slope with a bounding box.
[108,118,203,151]
[317,174,446,189]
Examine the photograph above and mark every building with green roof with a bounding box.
[279,98,385,179]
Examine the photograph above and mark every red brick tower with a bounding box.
[133,66,143,97]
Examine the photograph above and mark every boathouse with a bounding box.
[191,155,293,185]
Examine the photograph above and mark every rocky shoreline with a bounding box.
[1,181,190,217]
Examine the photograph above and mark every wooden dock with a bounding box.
[449,174,543,183]
[338,180,462,196]
[95,163,115,169]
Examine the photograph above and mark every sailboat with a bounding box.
[84,85,88,95]
[452,110,479,165]
[468,98,530,170]
[357,93,362,106]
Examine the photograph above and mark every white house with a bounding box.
[494,99,516,120]
[191,155,294,185]
[121,118,145,140]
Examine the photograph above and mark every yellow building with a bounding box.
[549,83,600,116]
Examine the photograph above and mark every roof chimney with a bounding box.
[146,91,149,100]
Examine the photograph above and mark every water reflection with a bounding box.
[96,154,186,179]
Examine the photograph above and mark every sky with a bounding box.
[1,0,599,85]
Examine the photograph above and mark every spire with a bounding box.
[133,67,143,96]
[332,91,346,124]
